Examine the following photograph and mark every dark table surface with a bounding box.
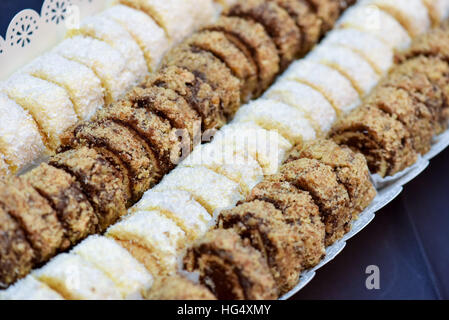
[2,0,448,300]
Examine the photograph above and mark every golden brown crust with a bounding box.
[162,45,241,118]
[330,105,418,177]
[205,16,280,96]
[270,0,322,54]
[145,66,225,131]
[186,31,259,101]
[145,275,217,300]
[396,27,449,63]
[49,147,127,232]
[23,163,99,248]
[61,120,160,201]
[304,0,341,34]
[278,159,351,246]
[287,139,376,218]
[0,177,64,262]
[392,56,449,133]
[95,99,178,174]
[227,0,302,68]
[0,206,35,288]
[365,86,434,155]
[218,200,302,293]
[184,229,278,300]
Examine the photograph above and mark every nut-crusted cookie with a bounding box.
[278,158,351,246]
[50,147,127,231]
[162,45,241,118]
[392,56,449,132]
[186,31,258,101]
[24,163,98,249]
[145,66,225,131]
[218,200,302,293]
[0,177,64,263]
[305,0,341,34]
[95,99,179,174]
[184,229,278,300]
[397,26,449,62]
[269,0,322,54]
[128,86,201,151]
[61,120,159,201]
[286,139,376,217]
[227,0,302,68]
[247,179,325,268]
[205,16,280,95]
[330,105,418,177]
[365,86,434,155]
[145,275,217,300]
[0,207,35,288]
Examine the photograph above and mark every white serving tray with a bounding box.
[281,129,449,300]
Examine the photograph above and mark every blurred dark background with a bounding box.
[2,0,448,300]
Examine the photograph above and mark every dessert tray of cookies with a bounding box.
[1,0,449,300]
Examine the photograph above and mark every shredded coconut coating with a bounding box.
[227,0,302,68]
[2,73,77,150]
[119,0,196,43]
[0,276,63,300]
[154,166,244,215]
[69,15,148,86]
[24,163,99,248]
[234,99,316,145]
[145,274,216,300]
[184,229,278,300]
[106,210,185,273]
[23,53,104,120]
[34,253,122,300]
[217,200,303,294]
[337,4,411,49]
[247,180,326,269]
[283,60,360,115]
[205,16,280,95]
[0,92,47,173]
[362,0,430,37]
[188,0,219,29]
[72,235,153,299]
[308,43,380,96]
[134,190,211,241]
[103,5,169,70]
[265,80,337,134]
[0,206,35,288]
[423,0,449,26]
[214,122,292,175]
[53,36,134,104]
[181,141,264,196]
[0,177,64,263]
[0,157,9,177]
[323,28,394,75]
[279,159,351,246]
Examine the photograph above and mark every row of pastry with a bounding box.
[2,0,444,300]
[148,12,449,301]
[0,0,223,176]
[0,0,352,292]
